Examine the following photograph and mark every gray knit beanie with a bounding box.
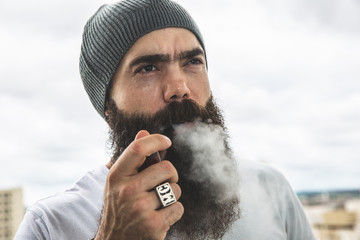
[79,0,205,119]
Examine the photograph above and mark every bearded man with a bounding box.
[15,0,315,239]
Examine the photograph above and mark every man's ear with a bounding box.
[104,94,111,122]
[104,108,110,124]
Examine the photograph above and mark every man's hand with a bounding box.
[94,130,184,240]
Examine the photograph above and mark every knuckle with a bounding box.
[159,161,178,182]
[118,181,139,199]
[172,184,182,199]
[106,171,118,185]
[159,161,175,175]
[131,197,150,213]
[129,140,146,156]
[177,202,185,216]
[168,202,184,225]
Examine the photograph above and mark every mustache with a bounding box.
[108,96,223,135]
[106,96,225,163]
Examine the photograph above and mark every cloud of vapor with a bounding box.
[173,121,240,202]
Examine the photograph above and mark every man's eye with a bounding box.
[188,59,202,65]
[137,65,157,73]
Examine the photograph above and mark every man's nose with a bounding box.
[163,66,190,102]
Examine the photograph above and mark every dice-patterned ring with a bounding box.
[155,182,177,208]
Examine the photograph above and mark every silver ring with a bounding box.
[155,182,176,208]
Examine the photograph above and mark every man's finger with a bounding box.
[135,130,150,140]
[135,161,179,191]
[157,202,184,231]
[111,133,172,177]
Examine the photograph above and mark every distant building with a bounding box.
[0,188,24,240]
[301,189,360,240]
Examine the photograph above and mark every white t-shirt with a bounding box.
[15,161,315,240]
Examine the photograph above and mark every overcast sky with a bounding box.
[1,0,359,206]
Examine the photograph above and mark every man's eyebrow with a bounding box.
[129,54,170,69]
[128,47,205,70]
[178,48,205,60]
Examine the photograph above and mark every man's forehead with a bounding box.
[125,28,203,60]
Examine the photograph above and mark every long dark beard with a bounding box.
[106,97,240,239]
